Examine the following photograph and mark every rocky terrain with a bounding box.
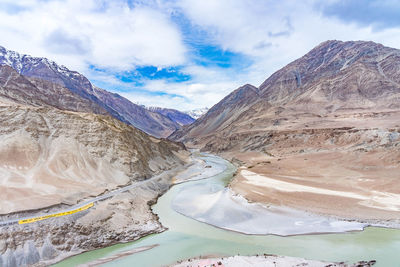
[171,40,400,222]
[0,106,189,266]
[0,65,106,114]
[0,47,190,266]
[0,103,187,214]
[0,167,184,267]
[172,255,376,267]
[0,45,186,138]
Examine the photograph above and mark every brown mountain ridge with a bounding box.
[0,46,188,138]
[171,40,400,222]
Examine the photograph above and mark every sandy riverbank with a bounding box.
[171,154,369,236]
[227,150,400,226]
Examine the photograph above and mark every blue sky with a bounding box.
[1,0,400,110]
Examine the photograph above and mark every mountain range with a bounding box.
[171,40,400,221]
[0,46,194,138]
[171,40,400,148]
[146,106,195,126]
[0,63,188,215]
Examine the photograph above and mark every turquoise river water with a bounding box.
[54,153,400,267]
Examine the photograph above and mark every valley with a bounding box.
[172,40,400,226]
[53,152,399,267]
[1,39,400,267]
[0,46,191,266]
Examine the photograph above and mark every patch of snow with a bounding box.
[184,107,209,119]
[0,45,85,82]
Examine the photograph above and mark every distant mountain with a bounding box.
[147,106,195,126]
[92,87,182,138]
[0,46,181,138]
[170,84,259,142]
[184,107,209,119]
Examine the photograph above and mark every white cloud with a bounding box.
[104,75,242,110]
[120,92,188,109]
[119,80,237,111]
[90,61,249,110]
[2,0,400,111]
[174,0,400,94]
[175,0,299,57]
[0,0,186,72]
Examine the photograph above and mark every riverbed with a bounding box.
[53,153,400,267]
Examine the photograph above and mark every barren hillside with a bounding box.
[171,40,400,221]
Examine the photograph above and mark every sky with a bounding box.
[0,0,400,110]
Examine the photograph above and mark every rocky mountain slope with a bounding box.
[0,62,188,214]
[0,46,183,138]
[0,103,186,214]
[0,47,189,266]
[147,106,195,126]
[171,40,400,145]
[91,87,183,138]
[171,40,400,222]
[171,84,259,141]
[0,65,106,114]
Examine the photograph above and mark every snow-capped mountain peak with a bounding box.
[0,45,80,78]
[184,107,209,119]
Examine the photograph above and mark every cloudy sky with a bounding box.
[1,0,400,110]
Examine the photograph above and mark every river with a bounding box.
[53,153,400,267]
